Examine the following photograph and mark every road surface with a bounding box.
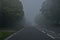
[6,27,54,40]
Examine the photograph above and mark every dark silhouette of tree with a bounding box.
[36,0,60,26]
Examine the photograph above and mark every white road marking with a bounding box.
[4,28,24,40]
[47,33,55,39]
[35,27,56,39]
[42,31,46,33]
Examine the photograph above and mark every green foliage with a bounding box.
[0,0,24,27]
[0,32,13,40]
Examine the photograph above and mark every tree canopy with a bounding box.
[36,0,60,26]
[0,0,24,27]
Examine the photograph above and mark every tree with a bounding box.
[0,0,24,27]
[36,0,60,26]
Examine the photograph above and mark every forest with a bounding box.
[0,0,24,27]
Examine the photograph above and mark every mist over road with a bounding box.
[21,0,45,26]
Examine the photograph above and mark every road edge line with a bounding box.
[47,33,55,39]
[35,27,55,39]
[4,28,24,40]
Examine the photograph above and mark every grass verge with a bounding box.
[0,32,13,40]
[0,25,24,40]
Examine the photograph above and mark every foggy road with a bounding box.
[6,27,54,40]
[21,0,45,26]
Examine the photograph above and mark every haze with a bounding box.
[21,0,45,26]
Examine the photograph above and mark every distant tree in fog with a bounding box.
[36,0,60,26]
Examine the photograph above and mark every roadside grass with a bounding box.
[46,24,60,30]
[0,32,13,40]
[0,25,24,40]
[41,24,60,33]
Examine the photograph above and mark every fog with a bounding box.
[21,0,45,26]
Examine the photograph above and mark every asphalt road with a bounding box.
[6,27,54,40]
